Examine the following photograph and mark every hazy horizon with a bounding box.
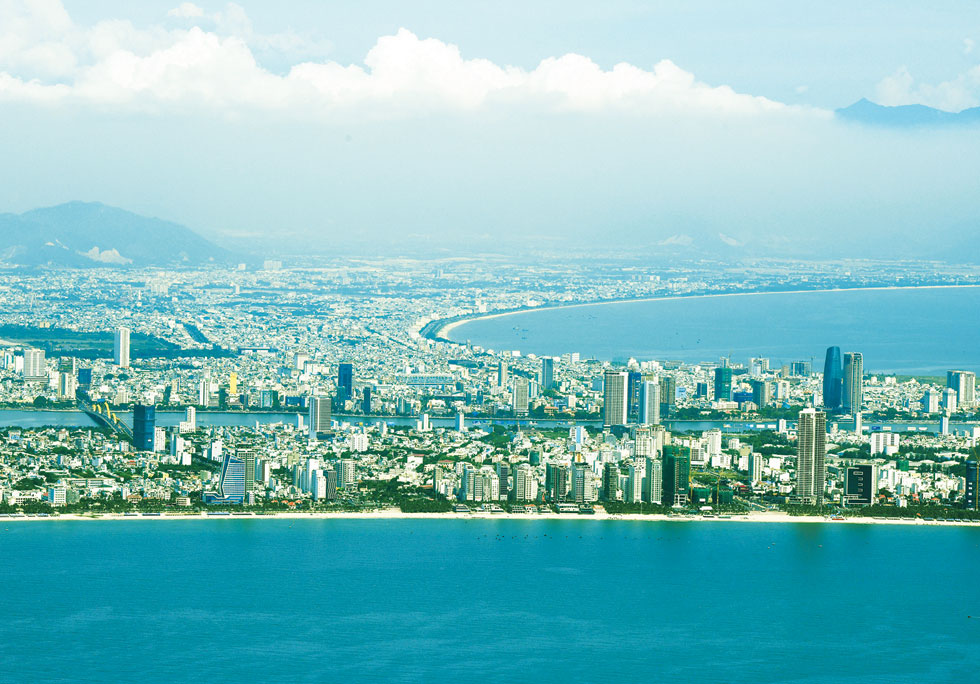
[3,1,980,258]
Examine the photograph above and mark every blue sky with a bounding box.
[2,1,980,256]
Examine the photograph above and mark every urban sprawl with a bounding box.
[1,257,979,521]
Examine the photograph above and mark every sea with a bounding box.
[1,519,977,683]
[447,286,980,374]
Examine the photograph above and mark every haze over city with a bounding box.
[3,0,980,257]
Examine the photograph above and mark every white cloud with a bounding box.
[875,65,980,112]
[965,38,975,56]
[718,233,742,247]
[167,3,204,19]
[0,1,803,119]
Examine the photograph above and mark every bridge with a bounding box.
[77,394,133,440]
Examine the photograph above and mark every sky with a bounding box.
[1,0,980,257]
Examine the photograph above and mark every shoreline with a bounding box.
[433,282,980,344]
[3,510,978,527]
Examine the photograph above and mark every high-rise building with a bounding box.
[572,464,598,503]
[965,461,979,510]
[627,370,642,422]
[921,389,940,413]
[132,404,156,452]
[218,451,246,503]
[638,380,661,425]
[603,370,628,426]
[748,452,764,486]
[337,362,353,402]
[941,388,958,414]
[713,367,733,402]
[823,346,843,410]
[843,464,876,507]
[309,396,332,438]
[237,449,257,493]
[659,376,676,413]
[842,352,863,413]
[511,463,537,502]
[662,445,690,507]
[790,361,811,377]
[546,463,570,500]
[603,462,621,501]
[228,372,238,396]
[113,326,131,368]
[339,459,357,488]
[796,408,827,505]
[362,386,372,414]
[497,360,509,387]
[513,378,530,416]
[496,462,512,499]
[643,457,662,504]
[23,348,45,380]
[751,380,771,408]
[947,370,976,408]
[541,357,555,391]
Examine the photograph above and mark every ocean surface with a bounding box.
[447,286,980,374]
[1,519,978,683]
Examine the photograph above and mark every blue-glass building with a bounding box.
[823,346,843,410]
[338,362,353,402]
[217,452,246,504]
[714,367,733,402]
[966,461,979,510]
[132,404,155,452]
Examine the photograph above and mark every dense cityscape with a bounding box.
[1,257,978,522]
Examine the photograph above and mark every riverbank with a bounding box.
[3,509,978,526]
[431,283,980,343]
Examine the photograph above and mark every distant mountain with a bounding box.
[0,201,233,267]
[836,98,980,126]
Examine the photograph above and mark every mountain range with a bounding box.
[0,202,232,267]
[836,98,980,126]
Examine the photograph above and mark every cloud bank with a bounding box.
[0,1,801,118]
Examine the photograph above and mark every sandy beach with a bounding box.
[3,509,978,526]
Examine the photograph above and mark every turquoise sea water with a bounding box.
[448,286,980,374]
[1,519,979,683]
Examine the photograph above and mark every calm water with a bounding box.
[1,520,978,683]
[449,286,980,373]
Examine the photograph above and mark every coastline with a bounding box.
[433,282,980,342]
[3,510,978,526]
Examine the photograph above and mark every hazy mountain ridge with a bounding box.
[836,98,980,126]
[0,201,232,267]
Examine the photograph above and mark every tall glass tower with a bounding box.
[132,404,155,452]
[822,346,842,410]
[842,352,864,413]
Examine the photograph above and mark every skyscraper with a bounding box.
[308,396,331,438]
[23,348,45,380]
[751,379,771,407]
[337,362,353,402]
[822,346,842,410]
[513,378,530,416]
[842,352,863,413]
[643,457,662,504]
[627,370,642,422]
[796,408,826,505]
[947,370,976,408]
[713,367,733,402]
[659,376,676,415]
[638,380,661,425]
[238,449,257,493]
[662,445,691,507]
[132,404,156,452]
[541,357,555,390]
[843,464,876,507]
[965,461,979,510]
[362,386,372,414]
[497,360,509,387]
[113,326,130,368]
[603,370,628,426]
[218,451,246,503]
